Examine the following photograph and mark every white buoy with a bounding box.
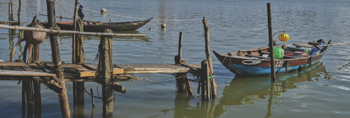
[161,23,166,28]
[101,8,107,13]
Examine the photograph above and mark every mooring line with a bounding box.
[208,22,266,31]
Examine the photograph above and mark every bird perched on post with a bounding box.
[78,4,85,20]
[10,16,47,62]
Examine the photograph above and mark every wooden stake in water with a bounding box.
[46,0,71,117]
[202,17,217,98]
[100,29,114,117]
[267,3,276,81]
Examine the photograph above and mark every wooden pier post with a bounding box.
[174,32,192,95]
[76,82,84,116]
[72,0,79,64]
[75,19,86,64]
[267,3,276,81]
[33,79,42,118]
[200,60,210,101]
[202,17,217,98]
[8,0,14,21]
[46,0,71,118]
[32,45,40,63]
[17,0,21,26]
[22,46,34,117]
[175,32,183,64]
[99,29,114,117]
[32,44,42,117]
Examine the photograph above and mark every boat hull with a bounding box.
[230,61,319,76]
[213,40,329,76]
[42,18,153,32]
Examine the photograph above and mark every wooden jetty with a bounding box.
[0,61,201,81]
[0,0,217,118]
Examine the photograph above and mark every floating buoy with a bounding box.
[161,23,166,28]
[101,8,107,13]
[149,27,153,30]
[278,33,289,42]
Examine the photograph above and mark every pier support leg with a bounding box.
[31,44,42,117]
[75,19,85,64]
[73,19,86,117]
[176,73,187,93]
[99,29,114,117]
[76,82,85,117]
[33,79,42,118]
[46,0,71,117]
[174,32,192,95]
[200,60,210,101]
[202,17,217,98]
[25,80,34,118]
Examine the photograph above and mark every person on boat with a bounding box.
[78,4,85,20]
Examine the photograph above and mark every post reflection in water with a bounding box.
[220,61,326,118]
[171,93,226,118]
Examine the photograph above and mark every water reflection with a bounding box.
[220,61,326,118]
[147,61,327,118]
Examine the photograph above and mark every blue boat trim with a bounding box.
[230,61,320,76]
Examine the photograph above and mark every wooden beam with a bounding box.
[0,70,56,77]
[0,62,27,66]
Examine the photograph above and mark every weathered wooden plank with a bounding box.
[0,70,56,77]
[80,67,124,77]
[0,62,26,66]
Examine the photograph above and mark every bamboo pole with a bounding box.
[17,0,21,26]
[267,3,276,81]
[0,24,146,37]
[100,29,114,117]
[46,0,71,118]
[202,17,217,98]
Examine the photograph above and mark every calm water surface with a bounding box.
[0,0,350,118]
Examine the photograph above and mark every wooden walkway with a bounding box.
[0,61,201,82]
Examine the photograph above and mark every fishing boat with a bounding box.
[213,39,331,76]
[41,17,153,32]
